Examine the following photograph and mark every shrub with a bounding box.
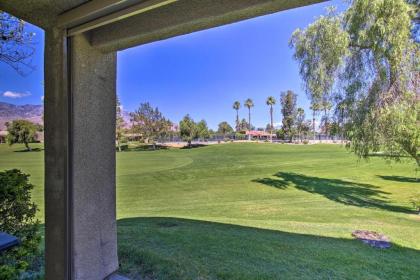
[275,129,286,140]
[302,140,309,145]
[0,169,41,279]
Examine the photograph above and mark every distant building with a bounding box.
[245,130,276,140]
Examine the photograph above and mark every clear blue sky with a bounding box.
[1,0,346,130]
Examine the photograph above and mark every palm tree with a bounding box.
[265,96,276,142]
[310,102,320,141]
[232,101,241,131]
[320,99,332,140]
[244,98,254,141]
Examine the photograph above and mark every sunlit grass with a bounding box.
[0,143,419,279]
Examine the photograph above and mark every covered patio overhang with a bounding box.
[0,1,326,279]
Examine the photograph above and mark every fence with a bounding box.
[153,133,346,145]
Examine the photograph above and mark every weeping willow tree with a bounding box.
[290,0,419,167]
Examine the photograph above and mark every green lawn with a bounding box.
[1,143,419,279]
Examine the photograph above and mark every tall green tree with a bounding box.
[244,98,254,141]
[179,115,198,147]
[329,121,341,139]
[6,120,37,151]
[296,108,305,142]
[266,96,276,142]
[197,119,210,141]
[232,101,241,131]
[130,103,171,149]
[280,90,297,142]
[335,99,348,141]
[238,118,250,132]
[290,0,419,166]
[217,121,234,138]
[301,120,312,140]
[116,95,126,152]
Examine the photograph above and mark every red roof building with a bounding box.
[245,130,276,138]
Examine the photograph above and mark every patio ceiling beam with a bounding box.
[57,0,128,28]
[88,0,327,53]
[57,0,178,36]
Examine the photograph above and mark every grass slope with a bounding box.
[1,143,419,279]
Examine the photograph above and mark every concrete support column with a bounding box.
[44,27,70,280]
[44,29,118,280]
[70,33,118,280]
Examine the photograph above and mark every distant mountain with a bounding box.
[0,101,133,130]
[0,102,43,130]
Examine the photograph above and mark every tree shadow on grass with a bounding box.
[13,148,43,152]
[253,172,411,213]
[180,144,207,149]
[377,175,419,183]
[252,177,288,189]
[117,217,420,280]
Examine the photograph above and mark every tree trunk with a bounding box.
[248,109,251,141]
[340,109,345,144]
[117,139,121,152]
[236,110,239,132]
[313,110,316,142]
[323,109,328,141]
[25,141,31,151]
[270,106,273,143]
